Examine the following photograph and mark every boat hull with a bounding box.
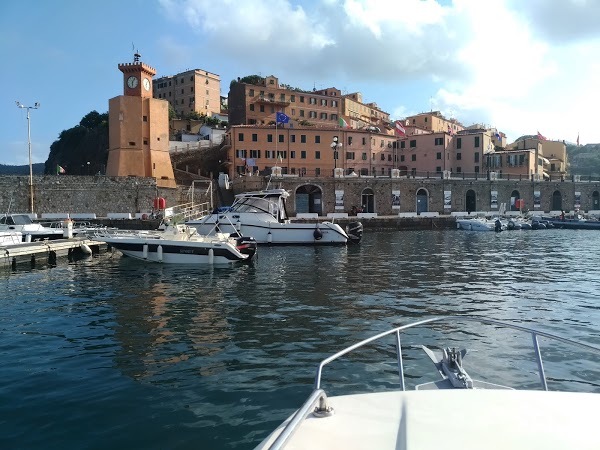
[104,239,253,264]
[189,215,351,244]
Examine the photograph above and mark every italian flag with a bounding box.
[339,117,350,129]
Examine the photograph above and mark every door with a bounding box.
[465,189,476,213]
[361,188,375,213]
[416,188,428,214]
[552,191,562,211]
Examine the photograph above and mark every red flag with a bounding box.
[537,131,546,141]
[394,120,405,136]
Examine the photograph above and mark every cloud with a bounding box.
[155,0,600,143]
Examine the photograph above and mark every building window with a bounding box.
[291,95,295,102]
[457,138,462,149]
[474,152,480,163]
[348,136,353,146]
[362,137,366,145]
[291,108,295,115]
[280,94,285,102]
[249,89,254,96]
[315,151,321,159]
[475,136,480,147]
[400,141,406,149]
[250,104,255,111]
[332,100,338,107]
[320,113,327,119]
[411,154,416,161]
[457,167,462,173]
[331,114,338,121]
[238,133,244,142]
[436,152,442,159]
[435,137,443,145]
[457,152,462,160]
[300,96,304,103]
[143,116,147,122]
[321,99,327,106]
[236,149,247,158]
[309,98,316,104]
[400,155,405,162]
[291,135,296,143]
[279,134,284,143]
[301,150,306,159]
[315,167,320,176]
[251,134,257,142]
[362,153,367,160]
[267,134,273,142]
[250,150,261,158]
[436,166,441,172]
[309,111,317,118]
[260,105,265,112]
[315,136,320,144]
[271,106,275,113]
[301,135,306,143]
[290,151,296,159]
[410,140,417,148]
[299,110,305,117]
[346,152,355,160]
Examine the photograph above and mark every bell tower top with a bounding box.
[118,52,156,98]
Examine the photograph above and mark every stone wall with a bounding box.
[231,176,600,214]
[0,175,211,217]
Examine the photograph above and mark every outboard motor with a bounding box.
[346,221,364,243]
[494,219,503,232]
[235,236,258,259]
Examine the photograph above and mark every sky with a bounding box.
[2,0,599,166]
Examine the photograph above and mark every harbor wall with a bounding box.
[2,174,600,218]
[0,175,206,217]
[232,176,600,215]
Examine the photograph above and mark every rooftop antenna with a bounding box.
[430,96,433,112]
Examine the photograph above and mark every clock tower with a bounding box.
[106,52,176,188]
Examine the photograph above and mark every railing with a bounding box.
[266,315,600,450]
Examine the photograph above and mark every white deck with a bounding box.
[257,389,599,450]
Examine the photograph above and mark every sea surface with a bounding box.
[1,229,600,449]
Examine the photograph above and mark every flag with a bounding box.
[577,133,580,146]
[495,131,501,140]
[537,131,546,141]
[339,117,350,128]
[276,112,289,124]
[56,164,65,175]
[394,120,405,137]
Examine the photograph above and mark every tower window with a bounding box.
[143,116,147,122]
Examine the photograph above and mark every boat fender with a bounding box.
[157,245,163,263]
[142,244,149,259]
[313,226,323,240]
[267,230,272,244]
[80,243,93,255]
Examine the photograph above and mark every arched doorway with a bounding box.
[465,189,476,213]
[551,190,562,211]
[295,184,323,215]
[510,190,521,211]
[593,191,600,210]
[361,188,375,213]
[416,188,428,214]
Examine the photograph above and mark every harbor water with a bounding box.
[1,229,600,449]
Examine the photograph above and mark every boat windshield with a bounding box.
[0,214,33,225]
[232,196,285,220]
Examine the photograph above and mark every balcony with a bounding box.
[252,95,290,107]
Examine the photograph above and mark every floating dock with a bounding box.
[0,237,107,270]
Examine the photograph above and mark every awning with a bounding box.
[542,157,550,164]
[543,171,549,178]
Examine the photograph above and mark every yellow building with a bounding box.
[153,69,221,118]
[106,53,176,188]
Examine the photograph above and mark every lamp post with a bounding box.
[330,136,342,176]
[16,101,40,214]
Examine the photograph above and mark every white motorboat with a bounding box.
[456,217,504,231]
[255,316,600,450]
[186,189,363,245]
[94,223,257,265]
[0,214,65,241]
[0,231,22,245]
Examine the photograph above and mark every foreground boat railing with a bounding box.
[267,315,600,450]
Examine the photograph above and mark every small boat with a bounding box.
[456,217,504,232]
[0,214,65,241]
[94,223,257,264]
[541,214,600,230]
[255,316,600,450]
[0,230,22,245]
[186,189,363,245]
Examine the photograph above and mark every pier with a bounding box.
[1,237,107,270]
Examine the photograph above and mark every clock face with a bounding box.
[143,78,151,91]
[127,76,138,89]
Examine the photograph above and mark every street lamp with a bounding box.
[330,136,342,175]
[16,101,40,214]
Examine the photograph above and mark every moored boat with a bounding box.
[255,316,600,450]
[94,223,257,265]
[0,214,65,241]
[186,189,363,245]
[456,217,504,231]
